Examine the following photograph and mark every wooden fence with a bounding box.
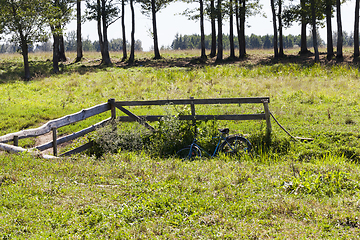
[0,97,271,158]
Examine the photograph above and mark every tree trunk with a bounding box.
[239,0,246,58]
[53,33,60,73]
[235,0,241,57]
[210,0,217,58]
[311,0,319,62]
[121,0,127,61]
[270,0,278,58]
[354,0,359,58]
[229,0,235,59]
[216,0,223,61]
[326,0,334,60]
[278,0,284,57]
[76,0,83,62]
[199,0,207,59]
[20,37,30,80]
[101,0,111,64]
[151,0,161,59]
[96,0,104,62]
[336,0,343,59]
[300,0,309,54]
[59,34,66,62]
[129,0,135,64]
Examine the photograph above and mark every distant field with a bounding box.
[1,48,360,238]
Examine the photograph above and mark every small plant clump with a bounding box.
[281,169,360,197]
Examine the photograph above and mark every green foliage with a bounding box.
[171,33,305,50]
[88,113,223,158]
[281,169,360,197]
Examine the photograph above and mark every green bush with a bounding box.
[88,115,195,158]
[88,116,225,158]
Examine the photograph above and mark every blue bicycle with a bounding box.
[176,128,251,160]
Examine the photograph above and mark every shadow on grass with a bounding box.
[2,50,360,82]
[0,59,112,84]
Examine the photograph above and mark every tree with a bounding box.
[311,0,319,61]
[270,0,279,57]
[181,0,208,59]
[128,0,135,63]
[325,0,335,60]
[278,0,284,56]
[199,0,207,59]
[209,0,217,57]
[65,30,77,51]
[138,0,171,59]
[216,0,223,61]
[300,0,309,54]
[263,34,272,48]
[249,34,262,48]
[355,0,360,58]
[76,0,83,62]
[0,0,49,80]
[235,0,261,58]
[238,0,246,57]
[228,0,236,58]
[283,0,324,55]
[121,0,127,61]
[86,0,120,65]
[47,0,75,73]
[336,0,343,59]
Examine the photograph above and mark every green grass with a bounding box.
[0,151,359,238]
[1,49,360,238]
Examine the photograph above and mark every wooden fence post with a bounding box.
[108,98,116,119]
[13,136,18,146]
[262,99,272,135]
[190,97,196,135]
[52,127,57,156]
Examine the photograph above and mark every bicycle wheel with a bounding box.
[176,145,202,160]
[219,136,251,156]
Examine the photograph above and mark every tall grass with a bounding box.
[0,151,359,238]
[1,50,360,238]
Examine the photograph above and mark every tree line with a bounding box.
[0,31,143,54]
[1,0,360,80]
[171,31,358,50]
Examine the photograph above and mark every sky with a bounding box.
[68,0,356,52]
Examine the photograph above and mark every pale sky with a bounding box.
[67,0,357,51]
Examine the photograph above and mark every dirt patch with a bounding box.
[35,132,71,155]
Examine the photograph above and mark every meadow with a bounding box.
[0,48,360,238]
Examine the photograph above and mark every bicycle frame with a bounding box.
[188,134,228,158]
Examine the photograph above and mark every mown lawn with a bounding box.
[1,49,360,238]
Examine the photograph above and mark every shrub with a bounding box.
[88,115,195,158]
[88,114,224,158]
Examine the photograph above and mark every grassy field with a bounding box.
[1,48,360,238]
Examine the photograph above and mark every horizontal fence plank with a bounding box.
[115,97,270,106]
[59,141,93,157]
[117,114,266,122]
[0,143,57,159]
[0,103,111,143]
[36,118,111,151]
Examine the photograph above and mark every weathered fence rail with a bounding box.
[0,97,271,158]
